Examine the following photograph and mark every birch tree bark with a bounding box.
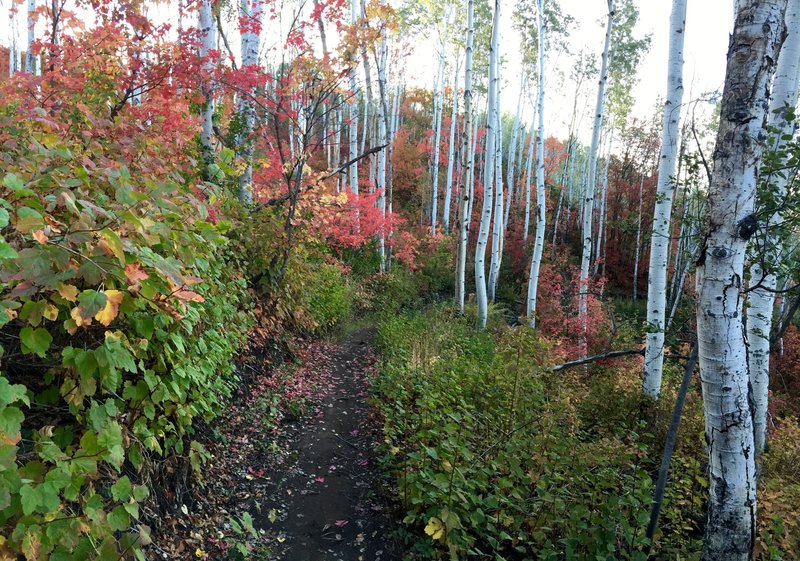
[526,0,546,328]
[26,0,36,74]
[632,174,644,300]
[348,0,360,196]
[475,0,501,328]
[746,0,800,455]
[235,0,263,205]
[642,0,687,398]
[456,0,475,314]
[430,28,448,235]
[443,57,460,233]
[579,0,613,356]
[696,1,786,558]
[199,0,217,175]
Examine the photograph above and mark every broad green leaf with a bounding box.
[111,476,132,501]
[20,327,53,358]
[0,208,9,227]
[16,207,44,233]
[99,229,125,265]
[107,505,130,531]
[0,377,29,407]
[3,173,25,192]
[19,483,40,515]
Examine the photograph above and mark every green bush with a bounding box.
[302,263,352,330]
[372,308,655,560]
[0,116,250,560]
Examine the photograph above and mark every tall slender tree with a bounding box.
[578,0,613,356]
[456,0,475,313]
[642,0,687,399]
[746,0,800,456]
[526,0,546,328]
[475,0,501,328]
[695,1,786,558]
[199,0,216,175]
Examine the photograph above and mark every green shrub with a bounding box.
[301,263,352,330]
[372,308,655,560]
[0,116,250,560]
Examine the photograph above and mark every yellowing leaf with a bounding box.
[70,307,92,327]
[42,303,59,321]
[95,290,124,326]
[99,229,125,265]
[424,517,445,541]
[58,283,79,302]
[32,230,49,244]
[173,289,205,303]
[194,548,205,558]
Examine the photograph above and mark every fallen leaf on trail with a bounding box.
[334,519,349,527]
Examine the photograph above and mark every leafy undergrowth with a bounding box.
[144,336,338,560]
[370,306,800,561]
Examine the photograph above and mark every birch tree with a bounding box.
[475,0,501,329]
[746,1,800,455]
[235,0,263,205]
[526,0,546,328]
[443,57,460,233]
[642,0,687,398]
[456,0,475,313]
[26,0,36,74]
[348,0,360,195]
[578,0,613,355]
[695,1,786,558]
[199,0,216,175]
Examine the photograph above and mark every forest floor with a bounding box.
[148,328,401,561]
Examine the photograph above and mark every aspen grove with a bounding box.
[1,0,800,559]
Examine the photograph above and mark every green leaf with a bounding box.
[20,326,53,358]
[77,290,108,318]
[16,207,44,233]
[0,239,17,259]
[0,208,9,228]
[0,376,29,407]
[3,173,25,192]
[0,405,25,435]
[108,506,130,531]
[111,476,132,501]
[20,483,41,515]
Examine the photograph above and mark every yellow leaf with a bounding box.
[70,307,92,327]
[95,290,124,326]
[42,303,59,321]
[194,548,205,558]
[58,283,79,302]
[424,517,445,541]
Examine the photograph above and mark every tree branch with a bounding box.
[249,144,387,213]
[550,347,645,371]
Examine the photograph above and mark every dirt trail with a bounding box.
[259,329,400,561]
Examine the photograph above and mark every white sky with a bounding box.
[2,0,735,143]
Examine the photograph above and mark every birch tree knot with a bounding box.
[736,213,759,240]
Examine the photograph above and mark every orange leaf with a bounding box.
[58,283,79,302]
[32,230,49,244]
[173,289,205,303]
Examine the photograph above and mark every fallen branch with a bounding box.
[249,144,388,213]
[550,347,645,371]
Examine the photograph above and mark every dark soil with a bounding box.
[257,329,401,561]
[146,328,401,561]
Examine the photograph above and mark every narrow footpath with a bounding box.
[258,329,400,561]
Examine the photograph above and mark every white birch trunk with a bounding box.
[443,58,460,233]
[526,0,546,328]
[348,0,360,196]
[235,0,263,205]
[523,116,535,240]
[504,86,524,230]
[593,130,613,277]
[26,0,36,74]
[632,174,645,300]
[430,37,447,235]
[199,0,216,173]
[475,0,501,328]
[696,1,785,558]
[746,0,800,455]
[579,0,613,356]
[457,0,475,313]
[642,0,688,398]
[489,106,503,302]
[376,23,389,271]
